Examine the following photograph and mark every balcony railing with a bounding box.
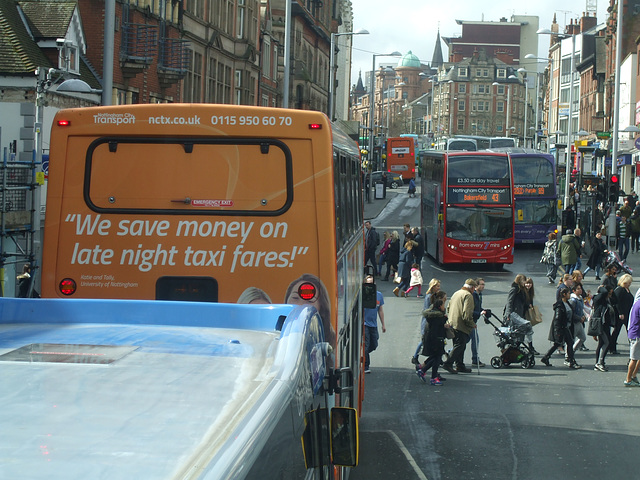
[120,23,157,76]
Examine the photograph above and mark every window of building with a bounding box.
[497,101,504,112]
[459,84,466,93]
[458,99,465,111]
[496,123,503,132]
[236,0,245,38]
[262,94,269,107]
[262,38,271,78]
[457,118,465,130]
[458,67,468,77]
[497,85,505,95]
[497,68,506,79]
[235,69,242,104]
[207,57,216,102]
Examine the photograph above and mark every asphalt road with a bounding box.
[352,184,640,480]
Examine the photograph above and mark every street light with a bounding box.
[538,27,576,209]
[367,50,401,203]
[328,28,369,120]
[525,53,556,153]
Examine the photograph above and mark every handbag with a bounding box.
[444,322,456,339]
[525,305,543,327]
[587,309,604,336]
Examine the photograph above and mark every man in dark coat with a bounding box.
[364,221,379,274]
[410,227,425,268]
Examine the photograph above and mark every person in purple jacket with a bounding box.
[624,298,640,386]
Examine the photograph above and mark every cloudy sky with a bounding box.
[348,0,610,86]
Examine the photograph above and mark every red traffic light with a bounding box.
[611,174,619,183]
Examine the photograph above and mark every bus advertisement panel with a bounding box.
[510,151,558,244]
[42,104,366,476]
[386,136,415,180]
[421,151,514,264]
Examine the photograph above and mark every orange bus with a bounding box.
[386,136,415,181]
[43,104,365,477]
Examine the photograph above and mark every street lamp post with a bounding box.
[525,53,556,153]
[328,29,368,120]
[538,28,576,209]
[367,51,401,203]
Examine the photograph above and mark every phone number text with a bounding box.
[211,115,293,126]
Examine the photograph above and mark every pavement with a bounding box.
[364,188,399,221]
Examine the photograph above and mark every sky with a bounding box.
[348,0,610,87]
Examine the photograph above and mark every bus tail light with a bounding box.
[57,120,71,127]
[59,278,77,296]
[298,282,317,300]
[308,123,322,130]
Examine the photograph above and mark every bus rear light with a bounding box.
[57,120,71,127]
[298,282,317,300]
[308,123,322,130]
[59,278,77,296]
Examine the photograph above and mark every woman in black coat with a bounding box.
[541,286,580,368]
[417,296,448,384]
[505,274,528,321]
[591,285,615,371]
[583,232,607,280]
[383,231,400,281]
[611,274,634,354]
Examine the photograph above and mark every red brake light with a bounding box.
[59,278,77,296]
[309,123,322,129]
[298,282,317,301]
[57,120,71,127]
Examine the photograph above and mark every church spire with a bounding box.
[431,29,444,69]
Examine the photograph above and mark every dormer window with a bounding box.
[458,67,468,78]
[58,42,79,74]
[497,68,506,79]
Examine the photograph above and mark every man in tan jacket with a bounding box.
[442,278,477,374]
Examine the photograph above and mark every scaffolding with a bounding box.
[0,144,37,297]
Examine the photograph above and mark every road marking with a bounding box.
[430,264,446,273]
[385,430,429,480]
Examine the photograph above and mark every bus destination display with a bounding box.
[448,186,511,204]
[513,183,553,196]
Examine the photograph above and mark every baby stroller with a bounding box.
[482,310,536,369]
[604,250,633,275]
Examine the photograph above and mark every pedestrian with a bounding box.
[403,223,414,245]
[583,231,607,280]
[574,228,584,271]
[505,274,528,322]
[558,228,581,275]
[410,227,424,268]
[441,278,477,374]
[630,205,640,253]
[540,286,582,369]
[471,277,487,366]
[556,274,575,302]
[377,231,392,276]
[382,230,400,281]
[411,278,441,365]
[569,284,588,353]
[408,177,416,198]
[611,273,634,355]
[591,285,616,372]
[564,205,576,232]
[364,221,380,274]
[416,295,449,386]
[404,263,424,297]
[624,296,640,386]
[541,232,560,284]
[602,263,618,291]
[616,210,631,261]
[363,274,386,374]
[523,277,540,355]
[16,263,37,298]
[393,241,414,297]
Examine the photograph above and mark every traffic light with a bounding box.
[609,174,620,202]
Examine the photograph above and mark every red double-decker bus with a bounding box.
[386,136,415,181]
[421,150,515,265]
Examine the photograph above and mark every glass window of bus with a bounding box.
[512,156,554,186]
[515,199,556,224]
[447,155,510,186]
[489,137,515,148]
[447,140,477,151]
[446,206,513,240]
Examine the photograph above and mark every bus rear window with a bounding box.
[83,138,293,215]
